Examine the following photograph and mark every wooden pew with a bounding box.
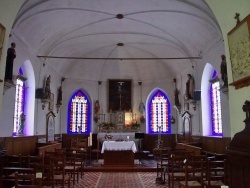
[37,143,62,156]
[176,143,202,155]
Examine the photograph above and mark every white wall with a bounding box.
[0,0,25,136]
[205,0,250,137]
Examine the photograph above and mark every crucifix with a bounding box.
[234,13,240,25]
[117,81,124,110]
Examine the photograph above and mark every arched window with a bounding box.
[147,89,171,134]
[67,90,91,134]
[210,71,223,136]
[13,68,25,136]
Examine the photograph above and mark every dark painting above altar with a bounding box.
[108,79,132,111]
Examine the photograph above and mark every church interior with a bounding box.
[0,0,250,187]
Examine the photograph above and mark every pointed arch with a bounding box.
[201,63,223,136]
[13,68,25,136]
[13,60,35,136]
[67,89,92,134]
[146,88,171,134]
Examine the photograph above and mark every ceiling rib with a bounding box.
[37,55,201,60]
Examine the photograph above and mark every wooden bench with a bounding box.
[2,167,35,187]
[37,143,62,156]
[176,143,202,155]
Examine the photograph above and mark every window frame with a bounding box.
[147,89,171,134]
[210,71,223,136]
[67,90,91,134]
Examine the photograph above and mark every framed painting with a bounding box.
[108,79,132,111]
[228,14,250,89]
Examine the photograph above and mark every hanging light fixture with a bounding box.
[138,81,145,123]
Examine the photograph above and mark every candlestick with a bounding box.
[110,113,112,122]
[90,133,92,146]
[88,137,90,147]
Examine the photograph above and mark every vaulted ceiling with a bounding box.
[12,0,222,82]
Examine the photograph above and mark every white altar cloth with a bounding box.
[97,132,135,141]
[101,141,137,153]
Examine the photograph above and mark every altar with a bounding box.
[101,141,137,166]
[98,132,136,142]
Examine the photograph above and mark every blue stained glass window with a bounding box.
[210,71,223,136]
[147,89,171,134]
[13,68,25,136]
[67,90,91,134]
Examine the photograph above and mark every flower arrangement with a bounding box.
[105,133,113,139]
[131,121,140,128]
[103,122,114,127]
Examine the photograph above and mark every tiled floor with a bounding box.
[72,172,176,188]
[70,158,174,188]
[5,159,170,188]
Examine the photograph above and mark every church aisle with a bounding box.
[61,172,177,188]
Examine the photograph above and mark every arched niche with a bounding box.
[46,111,56,142]
[182,111,192,142]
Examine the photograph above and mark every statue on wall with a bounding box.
[43,75,51,99]
[174,88,180,106]
[94,100,100,123]
[18,113,26,135]
[5,42,16,83]
[173,78,180,106]
[186,74,195,100]
[220,54,228,87]
[139,101,145,123]
[57,86,62,105]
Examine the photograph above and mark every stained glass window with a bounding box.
[148,89,171,134]
[67,90,91,134]
[13,68,25,136]
[210,71,222,136]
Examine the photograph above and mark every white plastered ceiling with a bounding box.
[11,0,222,82]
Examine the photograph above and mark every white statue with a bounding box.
[18,113,26,135]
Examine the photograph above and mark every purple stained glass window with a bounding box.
[13,68,25,136]
[67,90,91,134]
[210,71,223,136]
[147,89,171,134]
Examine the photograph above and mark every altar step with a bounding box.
[84,159,157,172]
[136,150,154,160]
[84,166,157,172]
